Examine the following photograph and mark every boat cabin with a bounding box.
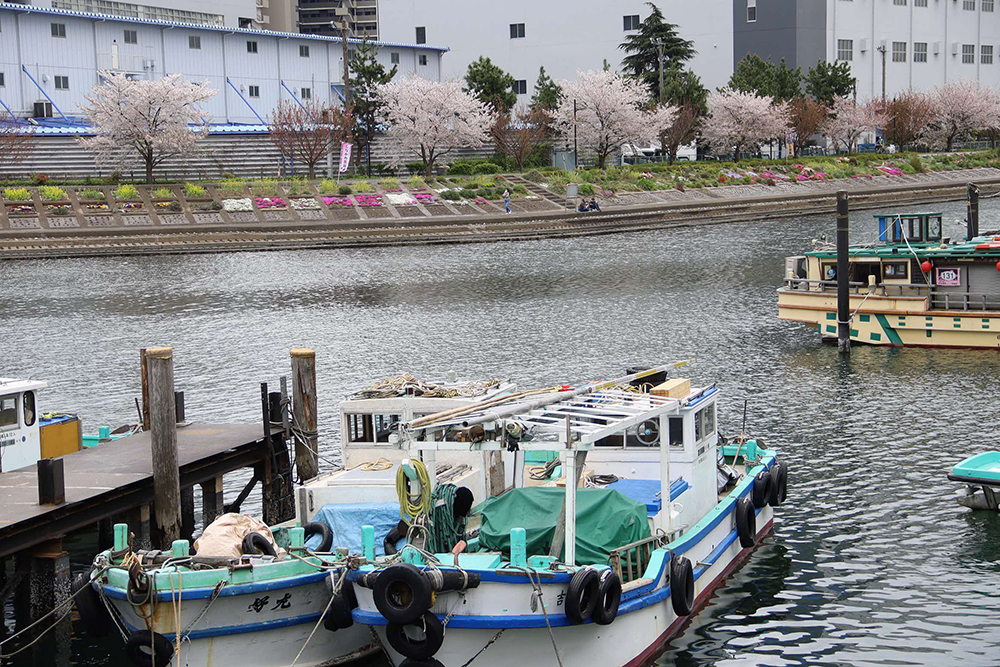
[0,379,85,472]
[875,212,944,246]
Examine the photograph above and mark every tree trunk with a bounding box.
[424,160,433,179]
[307,164,316,180]
[145,156,154,184]
[733,144,740,163]
[947,136,954,152]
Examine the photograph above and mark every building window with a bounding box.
[892,41,907,62]
[247,40,258,53]
[963,0,975,9]
[415,26,425,44]
[837,39,853,61]
[893,0,906,5]
[915,0,927,5]
[512,79,527,95]
[299,44,309,57]
[51,22,66,38]
[623,14,640,31]
[509,23,525,39]
[0,72,4,87]
[418,54,428,66]
[390,51,399,64]
[747,0,757,22]
[301,87,312,99]
[54,75,69,90]
[985,0,995,11]
[962,44,975,63]
[189,35,201,49]
[123,29,137,44]
[248,85,260,97]
[914,42,928,62]
[239,17,252,28]
[983,45,994,64]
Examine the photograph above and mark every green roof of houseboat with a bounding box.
[806,237,1000,259]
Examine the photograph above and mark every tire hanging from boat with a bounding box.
[399,659,445,667]
[372,563,434,625]
[592,569,622,626]
[751,470,771,509]
[735,496,757,548]
[72,572,111,638]
[564,567,600,624]
[125,629,174,667]
[386,610,445,661]
[323,579,358,632]
[241,531,277,557]
[303,521,333,552]
[768,462,787,507]
[670,555,694,617]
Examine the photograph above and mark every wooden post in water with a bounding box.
[290,349,319,482]
[139,348,150,431]
[967,183,980,241]
[146,347,181,548]
[836,191,851,355]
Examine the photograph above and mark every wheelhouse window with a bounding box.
[907,217,923,242]
[0,395,17,428]
[373,414,399,443]
[927,216,942,240]
[346,413,374,443]
[884,262,909,278]
[667,416,684,448]
[22,392,35,427]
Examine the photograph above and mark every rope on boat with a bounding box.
[514,566,564,667]
[350,374,502,400]
[459,629,506,667]
[397,459,433,521]
[289,567,347,667]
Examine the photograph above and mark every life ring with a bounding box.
[736,496,757,548]
[73,572,110,637]
[373,563,434,625]
[592,569,622,626]
[564,567,600,623]
[768,463,787,507]
[386,610,445,661]
[303,521,333,552]
[751,470,771,509]
[241,532,277,557]
[125,629,174,667]
[670,555,694,617]
[323,580,358,632]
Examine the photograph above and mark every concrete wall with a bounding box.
[378,0,735,99]
[732,1,826,76]
[0,4,442,123]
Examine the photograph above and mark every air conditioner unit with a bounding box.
[952,42,959,55]
[860,38,869,53]
[933,41,941,55]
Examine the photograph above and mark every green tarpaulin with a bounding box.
[477,487,651,566]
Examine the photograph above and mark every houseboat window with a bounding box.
[668,416,684,447]
[346,413,374,443]
[890,220,905,243]
[884,262,908,278]
[22,392,35,427]
[0,395,16,428]
[699,405,715,440]
[907,218,923,242]
[373,414,399,442]
[823,264,836,280]
[927,217,942,241]
[694,412,701,441]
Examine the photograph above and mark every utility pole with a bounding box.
[876,44,887,102]
[332,19,351,105]
[653,38,666,104]
[573,98,578,171]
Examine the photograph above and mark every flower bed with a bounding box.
[39,186,67,201]
[414,193,437,204]
[222,198,253,212]
[322,196,354,207]
[155,201,183,211]
[354,194,384,207]
[385,193,417,206]
[255,197,287,209]
[3,188,32,202]
[85,203,110,212]
[46,204,73,216]
[78,189,106,201]
[7,204,35,215]
[120,202,145,213]
[291,198,320,210]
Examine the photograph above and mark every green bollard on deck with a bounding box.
[290,526,305,550]
[99,426,110,439]
[171,539,190,558]
[113,523,129,552]
[361,525,375,561]
[510,527,527,568]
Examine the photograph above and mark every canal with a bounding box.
[2,200,999,666]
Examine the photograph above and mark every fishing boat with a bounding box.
[343,365,787,666]
[1,378,90,472]
[777,211,1000,348]
[948,452,1000,510]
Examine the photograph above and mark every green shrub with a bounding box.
[524,169,545,183]
[459,188,477,199]
[405,161,425,174]
[38,186,67,201]
[284,179,308,196]
[475,187,496,198]
[216,179,246,197]
[407,175,427,190]
[79,188,105,200]
[636,178,657,191]
[152,187,173,199]
[105,171,122,185]
[31,173,50,185]
[114,184,139,200]
[577,183,595,195]
[512,184,529,195]
[448,163,474,175]
[440,189,461,201]
[380,177,400,190]
[250,179,279,196]
[318,180,338,195]
[168,201,183,211]
[338,185,352,195]
[353,181,373,193]
[473,162,502,175]
[183,182,206,198]
[909,155,925,173]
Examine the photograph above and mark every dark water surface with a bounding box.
[2,201,999,666]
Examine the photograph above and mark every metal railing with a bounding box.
[930,292,1000,311]
[608,533,667,583]
[783,279,1000,312]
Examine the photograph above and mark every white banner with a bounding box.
[339,142,353,173]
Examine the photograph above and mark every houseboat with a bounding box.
[1,378,87,472]
[777,212,1000,348]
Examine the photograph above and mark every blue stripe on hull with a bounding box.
[101,570,331,601]
[121,611,323,641]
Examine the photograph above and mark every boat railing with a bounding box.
[608,533,669,583]
[782,278,931,297]
[929,292,1000,312]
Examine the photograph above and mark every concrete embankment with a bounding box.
[2,169,998,260]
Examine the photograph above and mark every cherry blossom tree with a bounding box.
[553,70,673,169]
[925,80,996,151]
[491,105,550,171]
[883,91,935,149]
[0,112,35,171]
[702,89,787,161]
[787,96,828,156]
[377,77,492,178]
[81,71,217,183]
[268,100,354,179]
[823,96,890,154]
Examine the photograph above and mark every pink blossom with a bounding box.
[925,80,999,150]
[823,96,889,154]
[702,89,788,160]
[255,197,286,209]
[322,196,353,206]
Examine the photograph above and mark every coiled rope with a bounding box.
[430,483,468,553]
[396,459,432,521]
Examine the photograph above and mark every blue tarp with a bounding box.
[308,502,404,555]
[605,478,689,514]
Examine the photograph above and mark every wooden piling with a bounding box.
[836,191,851,355]
[967,183,980,241]
[146,347,181,548]
[200,476,225,529]
[139,347,150,431]
[290,349,319,482]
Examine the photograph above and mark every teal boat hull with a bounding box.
[948,451,1000,487]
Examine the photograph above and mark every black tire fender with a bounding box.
[241,532,277,557]
[303,521,333,552]
[125,630,174,667]
[592,569,622,626]
[769,463,787,507]
[670,555,694,617]
[323,580,358,632]
[386,610,445,661]
[564,567,600,624]
[399,659,445,667]
[736,496,757,549]
[373,563,433,625]
[72,572,111,638]
[751,470,771,509]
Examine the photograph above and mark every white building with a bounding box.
[20,0,259,27]
[0,2,445,125]
[378,0,735,101]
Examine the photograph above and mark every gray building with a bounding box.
[732,0,825,73]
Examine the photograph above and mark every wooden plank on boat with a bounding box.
[651,378,691,398]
